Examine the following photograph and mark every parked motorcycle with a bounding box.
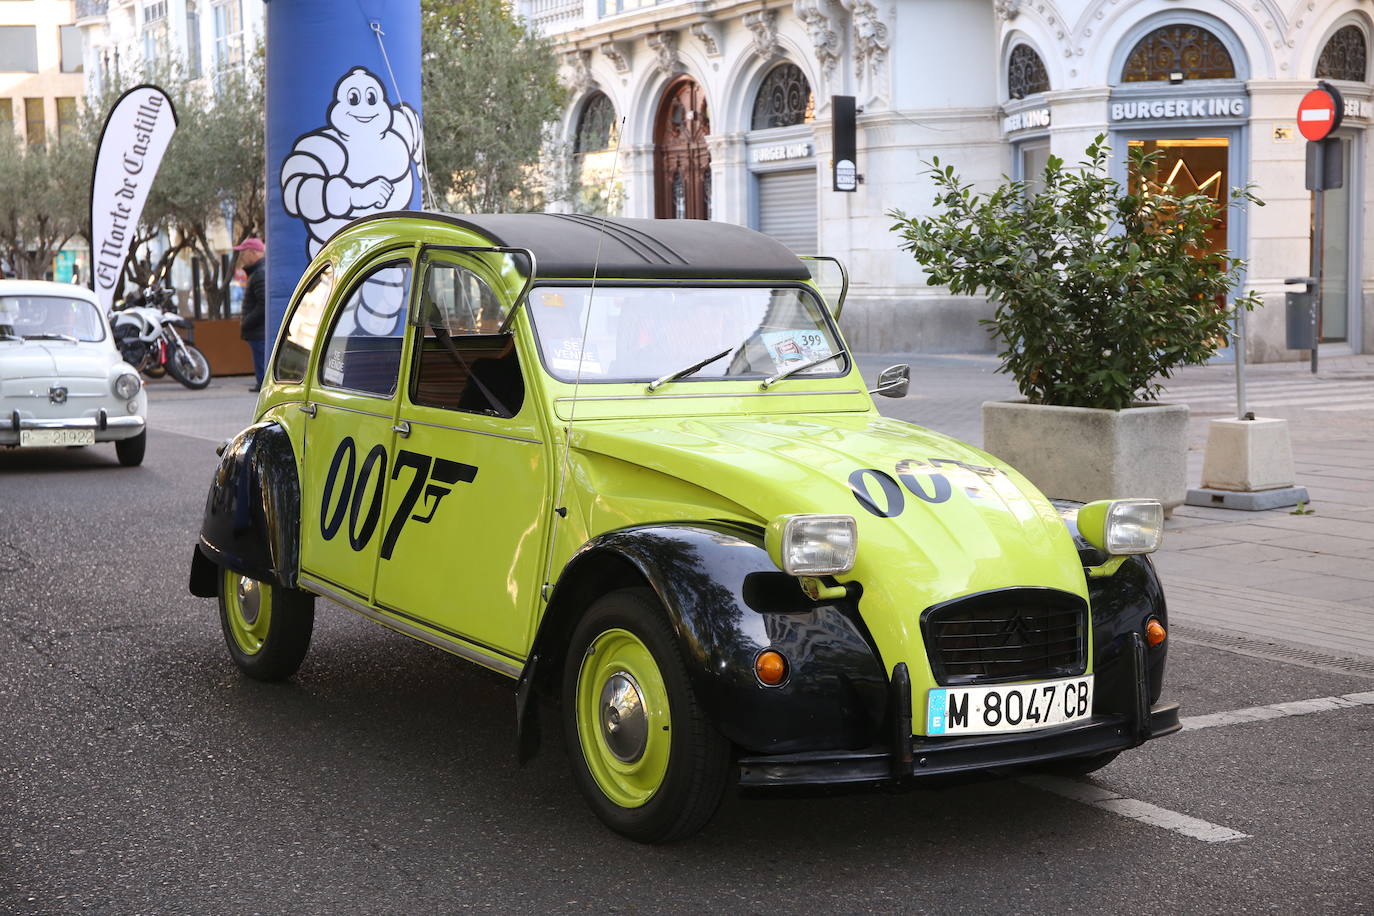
[110,286,213,390]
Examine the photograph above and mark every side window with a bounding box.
[274,264,333,383]
[412,261,524,418]
[318,261,412,397]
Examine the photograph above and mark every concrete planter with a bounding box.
[982,400,1190,512]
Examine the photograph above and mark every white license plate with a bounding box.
[926,676,1093,736]
[19,428,95,447]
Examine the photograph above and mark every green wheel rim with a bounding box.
[575,627,672,809]
[224,570,273,656]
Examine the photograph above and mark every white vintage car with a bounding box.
[0,279,148,466]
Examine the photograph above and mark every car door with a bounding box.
[298,255,414,603]
[372,251,549,661]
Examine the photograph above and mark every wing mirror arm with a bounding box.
[869,364,910,399]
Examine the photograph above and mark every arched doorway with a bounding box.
[654,76,711,219]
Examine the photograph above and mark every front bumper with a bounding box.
[739,631,1179,789]
[1,408,145,444]
[738,703,1180,788]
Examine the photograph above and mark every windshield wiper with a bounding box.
[24,333,78,342]
[760,349,848,390]
[647,347,733,392]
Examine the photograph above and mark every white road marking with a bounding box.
[1019,775,1250,843]
[1017,691,1374,842]
[1181,691,1374,731]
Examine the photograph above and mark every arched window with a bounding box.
[572,92,619,217]
[750,63,814,130]
[1122,25,1235,82]
[574,92,616,154]
[1316,25,1368,82]
[1007,44,1049,99]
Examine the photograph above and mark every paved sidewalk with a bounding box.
[1147,354,1374,665]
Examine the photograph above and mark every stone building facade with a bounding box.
[521,0,1374,361]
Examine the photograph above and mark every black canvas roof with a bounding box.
[353,211,813,281]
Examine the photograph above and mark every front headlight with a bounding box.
[765,514,858,576]
[1078,499,1164,555]
[113,372,141,400]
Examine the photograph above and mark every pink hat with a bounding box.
[232,237,265,252]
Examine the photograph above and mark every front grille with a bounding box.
[921,588,1088,686]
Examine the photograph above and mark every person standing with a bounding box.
[234,238,267,390]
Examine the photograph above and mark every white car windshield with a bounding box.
[0,295,107,342]
[528,285,845,384]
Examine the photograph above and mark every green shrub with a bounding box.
[890,135,1261,410]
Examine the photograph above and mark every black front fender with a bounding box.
[191,421,302,594]
[527,523,889,757]
[1053,501,1169,711]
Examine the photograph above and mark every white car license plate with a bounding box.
[19,428,95,447]
[926,676,1093,736]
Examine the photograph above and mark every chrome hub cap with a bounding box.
[599,672,648,763]
[235,576,261,625]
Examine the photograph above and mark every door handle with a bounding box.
[392,420,411,438]
[299,402,317,417]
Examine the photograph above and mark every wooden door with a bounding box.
[654,76,711,220]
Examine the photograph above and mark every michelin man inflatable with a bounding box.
[280,67,422,259]
[280,67,422,336]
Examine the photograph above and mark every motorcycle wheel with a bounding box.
[167,343,212,390]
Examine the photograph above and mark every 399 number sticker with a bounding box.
[319,437,477,559]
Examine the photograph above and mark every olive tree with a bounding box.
[421,0,567,213]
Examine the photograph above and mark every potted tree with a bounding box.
[889,136,1260,512]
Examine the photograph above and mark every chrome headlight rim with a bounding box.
[765,513,859,576]
[113,371,142,400]
[1078,498,1164,555]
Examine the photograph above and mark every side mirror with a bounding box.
[870,364,910,399]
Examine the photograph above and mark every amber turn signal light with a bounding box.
[754,649,788,687]
[1145,618,1167,647]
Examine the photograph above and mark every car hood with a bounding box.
[569,413,1088,681]
[0,342,117,379]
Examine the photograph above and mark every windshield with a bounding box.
[0,295,107,342]
[528,285,846,384]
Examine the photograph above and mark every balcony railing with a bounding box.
[74,0,108,21]
[598,0,667,17]
[527,0,584,34]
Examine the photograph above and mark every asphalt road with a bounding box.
[2,374,1372,914]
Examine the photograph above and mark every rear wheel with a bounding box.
[562,587,731,843]
[115,430,146,467]
[168,342,212,389]
[218,568,314,681]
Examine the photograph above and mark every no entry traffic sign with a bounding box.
[1297,85,1343,141]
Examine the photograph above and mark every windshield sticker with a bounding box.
[762,330,831,372]
[549,338,603,375]
[322,349,346,386]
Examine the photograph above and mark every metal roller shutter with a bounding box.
[756,168,818,254]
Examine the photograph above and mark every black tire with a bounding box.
[115,430,146,467]
[1038,750,1120,778]
[562,587,731,843]
[217,567,315,682]
[167,342,212,389]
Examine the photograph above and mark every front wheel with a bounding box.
[562,588,731,843]
[167,342,212,389]
[218,568,314,681]
[114,430,146,467]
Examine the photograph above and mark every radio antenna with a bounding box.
[540,116,627,599]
